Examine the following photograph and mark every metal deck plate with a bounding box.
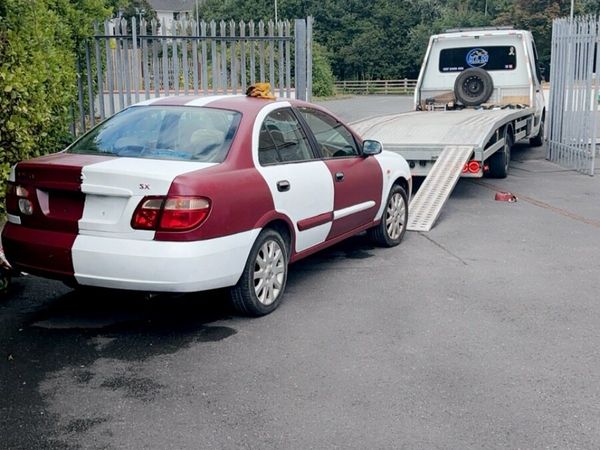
[407,145,474,232]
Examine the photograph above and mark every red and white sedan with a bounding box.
[3,95,411,315]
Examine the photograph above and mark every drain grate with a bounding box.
[407,145,474,232]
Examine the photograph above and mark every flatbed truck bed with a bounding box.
[353,106,535,177]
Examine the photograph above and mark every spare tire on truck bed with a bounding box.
[454,68,494,106]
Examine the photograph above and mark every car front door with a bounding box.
[298,107,383,238]
[254,107,335,254]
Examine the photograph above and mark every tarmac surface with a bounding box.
[2,96,600,449]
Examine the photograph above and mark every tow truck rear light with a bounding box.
[468,161,481,173]
[132,196,211,231]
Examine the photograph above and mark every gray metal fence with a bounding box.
[74,17,313,135]
[548,16,599,175]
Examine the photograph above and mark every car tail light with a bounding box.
[468,161,481,173]
[131,196,211,231]
[462,163,469,173]
[132,197,164,230]
[159,197,211,230]
[7,182,33,216]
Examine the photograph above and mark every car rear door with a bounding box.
[297,107,383,238]
[254,107,335,254]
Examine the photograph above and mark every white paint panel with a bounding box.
[251,102,335,253]
[184,94,245,107]
[131,97,164,107]
[72,228,260,292]
[333,201,376,220]
[373,152,412,221]
[79,158,217,237]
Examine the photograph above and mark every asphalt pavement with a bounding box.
[2,96,600,449]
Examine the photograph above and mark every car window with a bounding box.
[298,107,360,158]
[258,108,314,165]
[68,106,241,163]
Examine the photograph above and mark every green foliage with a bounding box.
[312,43,335,97]
[0,0,109,213]
[194,0,574,81]
[106,0,157,33]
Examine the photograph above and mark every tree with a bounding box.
[105,0,158,33]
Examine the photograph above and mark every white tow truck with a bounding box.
[353,27,546,231]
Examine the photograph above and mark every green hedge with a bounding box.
[0,0,109,214]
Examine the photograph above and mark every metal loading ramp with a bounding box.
[407,145,474,232]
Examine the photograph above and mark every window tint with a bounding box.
[439,46,517,72]
[68,106,241,163]
[298,107,359,158]
[258,109,313,165]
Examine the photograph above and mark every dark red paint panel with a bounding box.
[324,157,383,238]
[297,212,334,231]
[2,223,77,280]
[12,154,108,233]
[156,166,275,242]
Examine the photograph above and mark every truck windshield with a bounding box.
[68,106,241,163]
[439,46,517,72]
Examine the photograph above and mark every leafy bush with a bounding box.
[0,0,109,214]
[312,43,335,98]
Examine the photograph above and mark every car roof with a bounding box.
[130,94,318,117]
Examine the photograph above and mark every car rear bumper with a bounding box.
[2,223,260,292]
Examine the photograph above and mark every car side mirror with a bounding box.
[362,139,382,156]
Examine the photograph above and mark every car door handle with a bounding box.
[277,180,290,192]
[335,172,344,182]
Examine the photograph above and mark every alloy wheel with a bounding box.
[253,240,285,306]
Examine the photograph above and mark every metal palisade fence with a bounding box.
[74,17,313,135]
[548,16,598,175]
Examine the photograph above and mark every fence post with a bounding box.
[306,16,313,101]
[76,52,86,134]
[294,19,307,101]
[85,41,95,128]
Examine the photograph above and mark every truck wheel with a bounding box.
[529,116,545,147]
[230,228,288,317]
[368,184,408,247]
[488,130,513,178]
[454,68,494,106]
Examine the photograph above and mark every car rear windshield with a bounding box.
[68,106,241,162]
[439,46,517,72]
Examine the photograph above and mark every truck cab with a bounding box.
[415,27,545,130]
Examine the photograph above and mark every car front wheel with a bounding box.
[367,184,408,247]
[230,228,288,316]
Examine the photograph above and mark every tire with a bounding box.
[454,68,494,106]
[368,184,408,247]
[0,268,11,295]
[230,228,288,317]
[529,116,545,147]
[488,129,513,178]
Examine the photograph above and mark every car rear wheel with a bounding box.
[230,228,288,316]
[367,184,408,247]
